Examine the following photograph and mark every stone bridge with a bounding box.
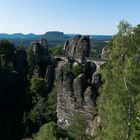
[54,56,105,71]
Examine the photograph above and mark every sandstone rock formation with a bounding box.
[101,46,110,60]
[64,35,90,58]
[27,36,104,135]
[26,35,104,135]
[30,38,49,66]
[29,38,50,77]
[56,59,102,134]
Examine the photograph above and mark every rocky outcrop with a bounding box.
[29,38,50,78]
[73,74,86,109]
[64,35,90,58]
[83,86,96,132]
[56,59,102,134]
[56,61,75,125]
[30,38,49,66]
[101,46,110,60]
[28,38,56,91]
[45,61,55,90]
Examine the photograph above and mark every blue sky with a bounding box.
[0,0,140,35]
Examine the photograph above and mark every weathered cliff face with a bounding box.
[64,35,90,58]
[30,38,49,65]
[29,38,50,78]
[56,59,102,133]
[28,38,57,93]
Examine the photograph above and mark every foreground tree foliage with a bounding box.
[33,122,57,140]
[22,77,57,138]
[67,113,89,140]
[50,46,63,56]
[33,122,74,140]
[97,20,140,140]
[33,114,89,140]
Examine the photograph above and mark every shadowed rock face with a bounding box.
[64,35,90,58]
[92,72,102,86]
[45,62,55,90]
[30,38,49,66]
[29,38,50,77]
[15,49,28,81]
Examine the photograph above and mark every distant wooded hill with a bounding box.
[0,31,66,40]
[65,34,112,41]
[0,31,112,49]
[0,31,66,48]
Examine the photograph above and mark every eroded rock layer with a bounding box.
[56,59,102,133]
[64,35,90,58]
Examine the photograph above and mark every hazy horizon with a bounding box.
[0,31,114,36]
[0,0,140,35]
